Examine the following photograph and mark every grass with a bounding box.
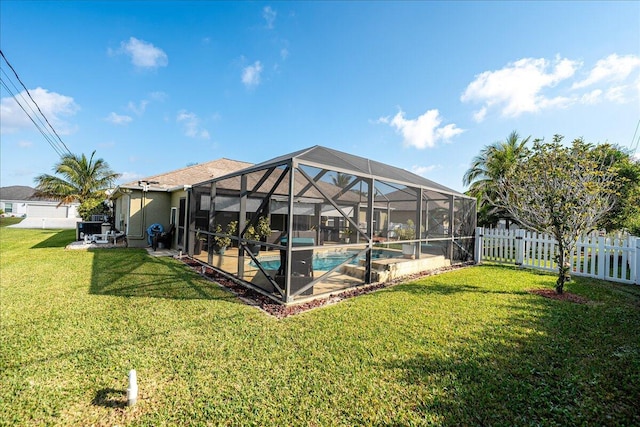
[0,216,24,227]
[1,228,639,426]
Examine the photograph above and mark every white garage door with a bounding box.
[27,204,68,218]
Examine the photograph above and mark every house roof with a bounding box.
[202,145,472,199]
[0,185,57,202]
[117,158,253,192]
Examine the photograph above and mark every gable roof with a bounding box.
[117,158,253,192]
[0,185,58,202]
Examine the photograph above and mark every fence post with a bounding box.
[475,227,483,264]
[635,236,640,285]
[515,229,525,266]
[597,235,606,280]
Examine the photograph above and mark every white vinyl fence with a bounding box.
[474,227,640,285]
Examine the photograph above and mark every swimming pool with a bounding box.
[250,249,398,271]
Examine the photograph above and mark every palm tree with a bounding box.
[463,131,530,228]
[331,172,352,188]
[34,151,120,219]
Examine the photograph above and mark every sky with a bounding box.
[1,1,639,193]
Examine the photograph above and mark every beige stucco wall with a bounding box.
[112,188,187,249]
[118,190,172,248]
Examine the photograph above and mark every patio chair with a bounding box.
[152,224,175,251]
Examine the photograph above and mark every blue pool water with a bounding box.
[251,249,396,271]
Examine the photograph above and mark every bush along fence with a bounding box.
[474,227,640,285]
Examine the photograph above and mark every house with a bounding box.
[110,158,252,249]
[0,185,79,219]
[110,146,476,304]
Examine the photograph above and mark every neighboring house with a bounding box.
[110,158,252,249]
[0,185,79,218]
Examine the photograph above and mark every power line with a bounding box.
[0,68,64,156]
[0,49,72,156]
[0,79,66,157]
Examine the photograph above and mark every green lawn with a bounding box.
[0,216,24,227]
[1,228,639,426]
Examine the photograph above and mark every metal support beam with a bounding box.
[207,182,217,265]
[285,162,296,303]
[237,174,247,278]
[365,177,374,284]
[448,194,455,261]
[416,188,424,259]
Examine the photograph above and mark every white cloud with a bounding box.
[472,106,487,123]
[18,140,33,148]
[411,164,441,176]
[281,48,289,60]
[606,86,626,103]
[0,87,79,134]
[461,56,580,119]
[379,108,463,149]
[127,100,149,115]
[263,6,276,29]
[149,91,168,102]
[105,112,133,125]
[580,89,603,105]
[117,171,144,184]
[113,37,168,69]
[176,110,210,139]
[572,54,640,89]
[242,61,263,88]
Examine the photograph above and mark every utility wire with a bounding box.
[0,67,63,155]
[0,49,71,156]
[0,79,65,157]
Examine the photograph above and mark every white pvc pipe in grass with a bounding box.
[127,369,138,406]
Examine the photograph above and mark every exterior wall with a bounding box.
[0,200,28,216]
[1,200,78,218]
[121,190,172,248]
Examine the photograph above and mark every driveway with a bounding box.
[8,217,81,229]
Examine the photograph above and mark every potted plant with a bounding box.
[212,221,237,255]
[342,226,353,244]
[245,216,271,255]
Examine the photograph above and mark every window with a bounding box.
[4,203,13,213]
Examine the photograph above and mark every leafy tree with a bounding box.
[589,144,640,234]
[496,136,617,294]
[34,151,120,220]
[463,130,530,228]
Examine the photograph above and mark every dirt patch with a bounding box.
[180,257,473,318]
[529,288,590,304]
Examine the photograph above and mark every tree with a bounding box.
[34,151,120,220]
[463,130,530,228]
[331,172,352,188]
[496,136,617,294]
[589,144,640,234]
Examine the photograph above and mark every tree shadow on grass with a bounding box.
[388,280,530,297]
[378,288,640,426]
[30,229,76,248]
[89,248,240,302]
